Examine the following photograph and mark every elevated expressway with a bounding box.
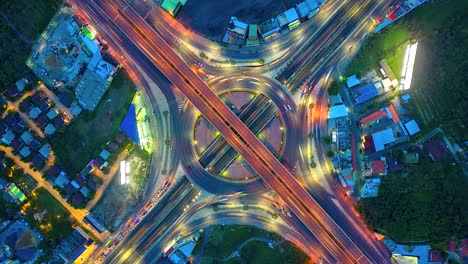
[71,0,390,263]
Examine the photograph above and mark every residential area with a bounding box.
[0,3,153,263]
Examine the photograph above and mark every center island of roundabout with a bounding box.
[179,75,301,195]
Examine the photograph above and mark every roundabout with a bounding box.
[179,75,301,194]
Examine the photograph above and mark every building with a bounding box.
[354,83,379,104]
[371,158,387,175]
[424,139,448,161]
[346,74,361,88]
[259,18,280,40]
[363,128,396,153]
[160,0,187,17]
[296,0,320,19]
[246,24,259,46]
[360,109,388,126]
[404,120,420,136]
[227,17,248,39]
[44,123,56,135]
[52,227,89,263]
[75,52,116,111]
[328,104,348,119]
[277,8,301,30]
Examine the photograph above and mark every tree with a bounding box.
[326,151,335,158]
[327,81,339,95]
[257,59,265,65]
[323,136,332,144]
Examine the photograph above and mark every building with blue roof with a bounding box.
[354,83,379,104]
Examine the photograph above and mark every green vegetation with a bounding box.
[126,143,151,200]
[193,225,309,264]
[0,0,62,90]
[346,19,409,79]
[327,81,339,95]
[239,240,309,264]
[347,0,468,140]
[358,155,468,243]
[24,187,73,247]
[50,72,136,175]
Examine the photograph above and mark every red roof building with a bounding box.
[448,241,457,252]
[429,249,443,263]
[360,110,387,126]
[371,160,387,175]
[387,104,400,123]
[362,134,376,154]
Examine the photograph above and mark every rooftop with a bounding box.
[329,104,348,119]
[347,74,361,88]
[371,128,395,152]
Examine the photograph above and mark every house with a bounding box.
[71,180,80,189]
[99,149,111,160]
[29,140,42,152]
[115,133,125,144]
[1,130,15,145]
[20,131,33,145]
[0,122,8,136]
[64,183,75,196]
[37,100,50,112]
[54,116,66,129]
[424,139,448,161]
[39,144,51,159]
[46,108,58,120]
[31,153,44,168]
[21,100,34,112]
[11,122,25,134]
[75,174,87,186]
[371,158,387,175]
[19,146,32,158]
[93,157,105,168]
[35,114,48,128]
[31,93,43,106]
[54,173,69,188]
[386,156,404,172]
[4,113,18,128]
[44,123,56,135]
[448,241,457,252]
[11,138,24,151]
[71,193,84,205]
[87,177,99,191]
[428,249,443,264]
[47,166,61,178]
[15,78,30,92]
[457,240,468,258]
[106,141,118,152]
[57,92,74,108]
[28,107,42,119]
[80,186,90,198]
[70,104,82,116]
[5,86,19,98]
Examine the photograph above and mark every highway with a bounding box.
[104,177,199,263]
[70,0,391,262]
[82,0,382,263]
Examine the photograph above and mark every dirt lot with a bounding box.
[178,0,302,40]
[90,144,149,230]
[91,176,137,230]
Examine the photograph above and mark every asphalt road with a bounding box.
[68,0,393,262]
